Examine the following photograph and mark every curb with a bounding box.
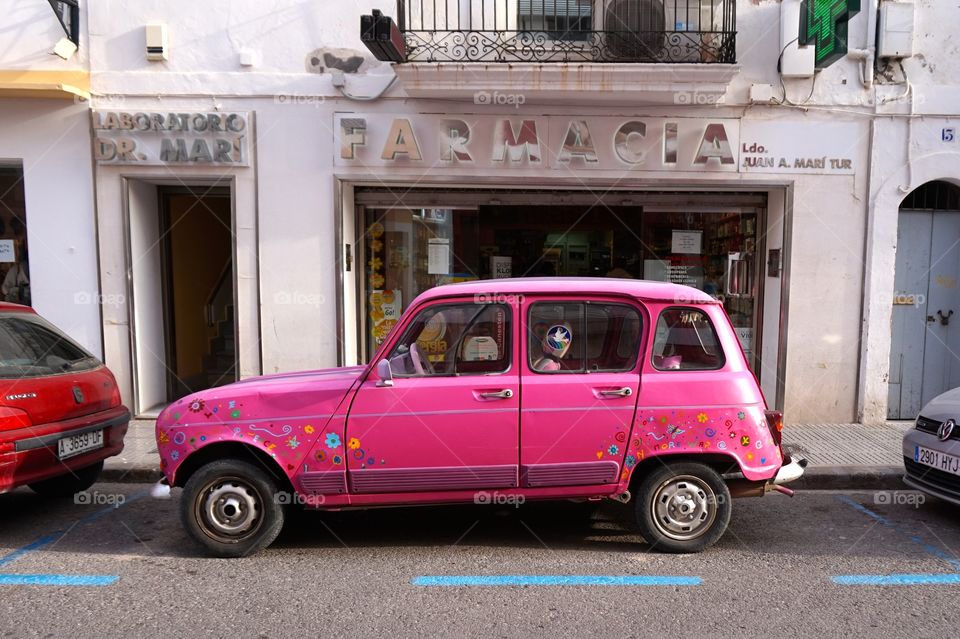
[102,466,163,483]
[791,465,905,491]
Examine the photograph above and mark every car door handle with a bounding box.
[478,389,514,399]
[598,387,633,398]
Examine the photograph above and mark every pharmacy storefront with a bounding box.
[333,112,863,411]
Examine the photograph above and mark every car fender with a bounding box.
[616,404,782,493]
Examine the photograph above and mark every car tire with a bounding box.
[633,462,731,553]
[180,459,286,558]
[28,460,104,497]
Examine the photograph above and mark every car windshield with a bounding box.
[0,312,100,379]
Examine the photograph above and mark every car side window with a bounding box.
[528,302,641,374]
[387,303,511,377]
[652,307,725,371]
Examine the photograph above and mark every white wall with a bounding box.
[0,0,89,71]
[0,100,101,357]
[0,2,99,356]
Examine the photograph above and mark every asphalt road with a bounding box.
[1,484,958,638]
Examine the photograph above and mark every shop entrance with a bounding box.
[888,181,960,419]
[127,181,235,415]
[159,188,235,400]
[355,189,766,376]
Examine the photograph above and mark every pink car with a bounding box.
[156,278,805,556]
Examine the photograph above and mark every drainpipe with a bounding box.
[847,49,874,89]
[847,0,878,89]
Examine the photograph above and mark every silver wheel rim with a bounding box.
[197,477,263,541]
[650,474,718,541]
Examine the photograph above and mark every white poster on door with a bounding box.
[671,230,702,255]
[428,238,451,275]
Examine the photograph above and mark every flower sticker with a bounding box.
[608,444,619,456]
[315,450,326,462]
[325,433,342,449]
[332,454,343,465]
[348,437,361,450]
[189,399,205,413]
[625,455,637,468]
[740,435,751,447]
[697,412,709,423]
[286,436,300,450]
[737,411,746,420]
[304,425,315,434]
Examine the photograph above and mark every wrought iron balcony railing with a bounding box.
[396,0,736,64]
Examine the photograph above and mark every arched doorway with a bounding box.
[888,180,960,419]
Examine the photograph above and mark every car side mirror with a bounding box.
[375,358,394,387]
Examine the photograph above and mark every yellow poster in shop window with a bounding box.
[369,289,401,345]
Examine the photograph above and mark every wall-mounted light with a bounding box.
[52,36,77,60]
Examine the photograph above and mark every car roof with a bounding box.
[413,277,719,305]
[0,302,34,313]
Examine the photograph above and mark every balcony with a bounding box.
[396,0,736,64]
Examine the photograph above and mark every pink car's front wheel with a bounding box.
[180,459,286,557]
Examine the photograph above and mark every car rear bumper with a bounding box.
[0,407,130,493]
[773,454,807,485]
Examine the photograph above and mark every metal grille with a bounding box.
[915,416,960,440]
[905,457,960,494]
[901,181,960,211]
[396,0,736,63]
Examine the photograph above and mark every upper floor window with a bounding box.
[652,307,724,371]
[388,303,511,377]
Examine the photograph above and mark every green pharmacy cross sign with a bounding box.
[799,0,861,69]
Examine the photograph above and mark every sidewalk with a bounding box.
[103,420,913,490]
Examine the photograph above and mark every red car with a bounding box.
[0,303,129,496]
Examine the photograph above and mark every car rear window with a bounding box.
[0,313,100,379]
[652,307,725,371]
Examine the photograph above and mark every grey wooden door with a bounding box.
[888,210,960,419]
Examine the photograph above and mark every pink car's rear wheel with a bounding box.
[633,462,731,553]
[181,459,285,557]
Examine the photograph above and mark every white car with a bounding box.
[903,388,960,505]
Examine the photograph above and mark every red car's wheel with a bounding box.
[28,460,103,497]
[180,459,285,558]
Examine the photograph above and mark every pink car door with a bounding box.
[345,299,519,493]
[520,298,643,487]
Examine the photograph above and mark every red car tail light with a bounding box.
[764,410,784,448]
[109,382,122,408]
[0,406,32,432]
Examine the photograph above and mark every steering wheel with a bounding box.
[409,342,434,376]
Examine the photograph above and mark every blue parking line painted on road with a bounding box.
[0,533,63,569]
[833,574,960,586]
[837,495,960,571]
[0,489,149,569]
[0,488,148,587]
[0,574,118,587]
[412,575,702,586]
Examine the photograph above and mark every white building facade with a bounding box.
[2,0,956,425]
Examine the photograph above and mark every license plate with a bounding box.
[914,445,960,476]
[58,429,104,460]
